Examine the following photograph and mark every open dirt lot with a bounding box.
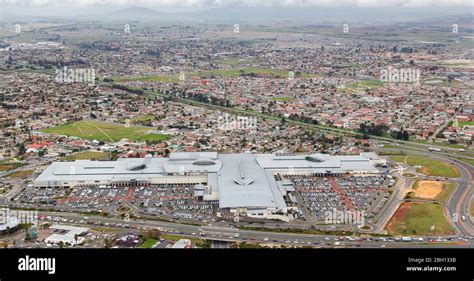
[413,181,443,199]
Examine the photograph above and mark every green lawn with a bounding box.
[409,181,457,204]
[111,75,179,83]
[410,138,468,150]
[436,182,457,204]
[339,80,383,92]
[471,199,474,217]
[456,157,474,167]
[389,155,459,178]
[5,169,34,179]
[188,67,318,79]
[386,202,455,236]
[41,120,170,143]
[63,151,110,161]
[139,238,157,249]
[0,162,24,172]
[457,121,474,127]
[272,97,293,102]
[131,114,156,124]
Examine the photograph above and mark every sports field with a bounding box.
[390,154,459,178]
[42,120,170,143]
[386,202,455,236]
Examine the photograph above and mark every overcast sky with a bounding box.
[1,0,472,7]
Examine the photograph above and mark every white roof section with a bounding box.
[169,152,218,161]
[360,152,382,160]
[217,154,286,210]
[45,224,89,245]
[34,158,167,184]
[163,158,222,174]
[255,153,377,172]
[171,239,192,248]
[49,224,89,235]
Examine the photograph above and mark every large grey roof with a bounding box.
[216,154,286,210]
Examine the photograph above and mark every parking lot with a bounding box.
[284,174,391,221]
[14,183,219,222]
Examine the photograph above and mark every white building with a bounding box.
[44,224,89,246]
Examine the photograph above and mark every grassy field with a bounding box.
[5,169,34,179]
[389,154,459,178]
[139,238,157,249]
[456,157,474,167]
[63,151,110,161]
[386,202,455,236]
[410,181,457,204]
[0,162,24,172]
[272,97,293,102]
[471,199,474,217]
[111,75,179,83]
[41,120,170,143]
[188,67,318,79]
[436,182,457,204]
[457,121,474,127]
[338,80,383,93]
[410,138,468,150]
[131,114,156,124]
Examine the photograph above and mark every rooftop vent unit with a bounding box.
[305,155,324,162]
[192,158,216,166]
[126,155,153,171]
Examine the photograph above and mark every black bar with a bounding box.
[0,249,472,281]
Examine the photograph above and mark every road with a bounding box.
[30,210,473,248]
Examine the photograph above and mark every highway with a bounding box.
[33,210,474,248]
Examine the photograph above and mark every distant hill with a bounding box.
[191,7,472,24]
[108,6,165,18]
